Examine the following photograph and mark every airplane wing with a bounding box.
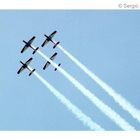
[25,57,33,66]
[45,61,51,68]
[49,30,57,39]
[17,66,25,74]
[50,52,57,61]
[41,39,49,47]
[42,31,57,47]
[28,36,36,44]
[43,61,50,70]
[17,58,33,74]
[21,36,35,53]
[21,44,28,53]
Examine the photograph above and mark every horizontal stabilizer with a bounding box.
[29,69,35,76]
[53,41,60,49]
[32,47,39,54]
[54,63,61,71]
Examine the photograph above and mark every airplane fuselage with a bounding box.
[23,40,31,47]
[45,35,54,44]
[46,36,51,42]
[20,61,27,68]
[23,40,36,50]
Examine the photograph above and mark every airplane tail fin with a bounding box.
[53,41,60,49]
[32,47,39,54]
[29,69,35,76]
[54,63,61,71]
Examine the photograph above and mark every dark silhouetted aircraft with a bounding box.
[17,57,35,76]
[21,36,39,54]
[41,30,60,48]
[43,52,61,71]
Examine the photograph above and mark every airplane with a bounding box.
[17,57,35,76]
[43,52,61,71]
[21,36,39,54]
[41,30,60,48]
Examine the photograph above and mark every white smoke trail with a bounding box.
[37,50,135,130]
[31,70,104,130]
[58,45,140,124]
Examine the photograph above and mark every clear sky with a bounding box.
[0,10,140,130]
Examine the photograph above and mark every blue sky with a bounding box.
[0,10,140,130]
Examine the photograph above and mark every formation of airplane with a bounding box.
[18,31,61,76]
[21,36,39,54]
[17,57,35,76]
